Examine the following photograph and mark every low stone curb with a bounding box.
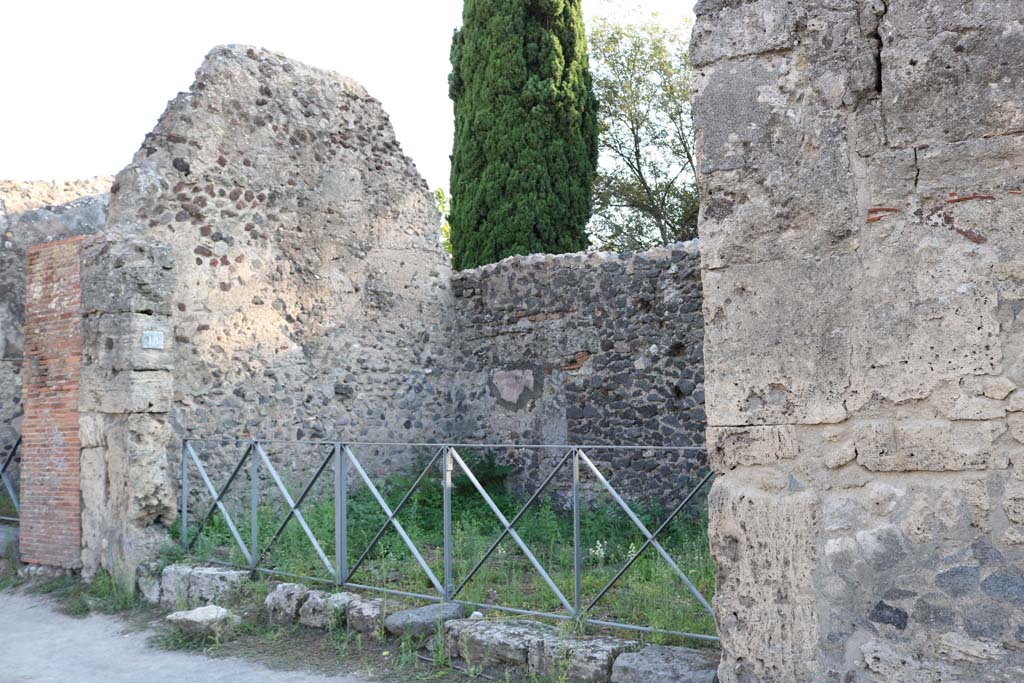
[385,602,466,638]
[166,604,241,639]
[611,644,719,683]
[139,564,720,683]
[141,563,249,610]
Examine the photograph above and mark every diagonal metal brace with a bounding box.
[186,441,253,566]
[343,445,445,596]
[344,447,444,587]
[585,468,714,615]
[451,448,574,601]
[257,444,335,568]
[450,447,574,613]
[578,450,714,617]
[255,443,335,576]
[1,436,21,515]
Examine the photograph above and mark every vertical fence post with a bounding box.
[573,448,582,616]
[250,440,259,570]
[334,442,346,586]
[443,446,454,601]
[180,440,189,550]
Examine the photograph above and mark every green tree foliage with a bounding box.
[433,187,453,255]
[589,15,699,251]
[449,0,599,270]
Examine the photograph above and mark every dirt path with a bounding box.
[0,589,375,683]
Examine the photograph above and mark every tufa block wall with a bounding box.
[19,237,86,568]
[693,0,1024,680]
[78,235,178,581]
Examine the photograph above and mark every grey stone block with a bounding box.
[264,583,310,624]
[384,602,466,638]
[610,645,719,683]
[346,595,386,638]
[298,591,359,629]
[159,564,193,610]
[445,619,556,668]
[166,605,240,638]
[530,635,638,683]
[187,567,247,607]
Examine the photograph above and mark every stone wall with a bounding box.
[121,46,451,469]
[19,237,86,568]
[78,235,178,580]
[450,244,707,505]
[71,45,455,578]
[6,45,711,578]
[693,0,1024,680]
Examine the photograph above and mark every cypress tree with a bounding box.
[448,0,599,270]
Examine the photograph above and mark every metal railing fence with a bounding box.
[181,439,716,642]
[0,436,20,523]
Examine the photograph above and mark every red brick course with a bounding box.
[20,236,86,568]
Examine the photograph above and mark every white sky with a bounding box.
[0,0,694,191]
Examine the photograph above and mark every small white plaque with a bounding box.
[141,331,165,350]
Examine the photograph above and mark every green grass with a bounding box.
[0,557,20,592]
[30,570,138,617]
[0,491,17,519]
[175,453,717,646]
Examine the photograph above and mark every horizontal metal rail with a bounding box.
[181,439,717,642]
[185,437,706,452]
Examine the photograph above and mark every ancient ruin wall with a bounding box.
[693,1,1024,680]
[6,47,711,578]
[0,181,109,473]
[78,234,179,579]
[19,237,87,568]
[451,244,707,504]
[76,45,454,578]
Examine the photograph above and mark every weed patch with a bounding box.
[29,570,138,617]
[176,452,716,645]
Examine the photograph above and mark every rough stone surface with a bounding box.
[529,635,638,683]
[118,44,449,484]
[445,619,556,669]
[159,564,193,610]
[77,234,178,582]
[610,645,718,683]
[345,595,386,638]
[383,602,465,638]
[297,590,357,629]
[166,604,239,638]
[0,44,454,578]
[451,243,707,505]
[187,567,247,606]
[693,0,1024,680]
[0,179,112,215]
[76,45,451,581]
[264,582,310,624]
[136,562,162,605]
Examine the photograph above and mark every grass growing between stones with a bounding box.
[153,576,531,682]
[174,452,717,646]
